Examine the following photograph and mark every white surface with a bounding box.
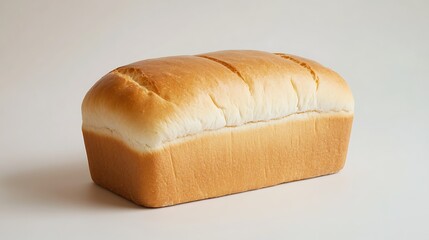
[1,1,428,239]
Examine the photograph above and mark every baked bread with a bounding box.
[82,50,354,207]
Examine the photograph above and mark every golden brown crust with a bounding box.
[82,50,354,151]
[83,112,353,207]
[82,50,355,207]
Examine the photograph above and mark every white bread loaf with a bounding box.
[82,50,354,207]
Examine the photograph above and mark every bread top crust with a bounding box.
[82,50,354,151]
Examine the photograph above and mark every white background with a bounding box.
[1,0,428,239]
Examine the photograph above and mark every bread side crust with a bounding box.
[83,112,353,207]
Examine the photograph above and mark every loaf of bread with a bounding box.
[82,50,354,207]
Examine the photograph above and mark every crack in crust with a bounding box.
[208,94,227,123]
[113,67,161,95]
[196,55,252,95]
[290,78,299,111]
[112,68,175,105]
[275,53,320,90]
